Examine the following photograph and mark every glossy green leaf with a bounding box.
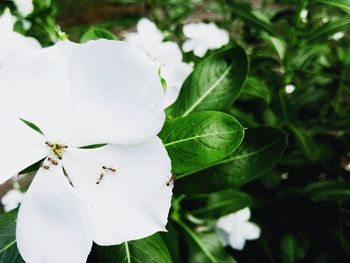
[80,27,117,43]
[188,189,252,219]
[241,77,272,103]
[91,233,173,263]
[0,210,23,263]
[168,46,249,117]
[159,111,244,174]
[304,181,350,201]
[315,0,350,13]
[176,127,287,194]
[160,224,181,263]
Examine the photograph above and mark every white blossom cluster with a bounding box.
[0,7,244,260]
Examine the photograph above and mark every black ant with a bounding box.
[166,175,176,186]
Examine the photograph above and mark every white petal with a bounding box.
[67,40,165,146]
[153,42,183,66]
[124,18,163,61]
[241,222,261,240]
[13,0,34,16]
[216,214,236,232]
[16,165,93,263]
[0,41,76,141]
[193,44,208,57]
[182,39,196,52]
[0,113,47,184]
[234,207,251,222]
[0,34,41,67]
[182,23,229,54]
[137,18,163,44]
[215,220,231,246]
[0,8,16,35]
[229,231,246,250]
[183,23,199,38]
[63,137,173,245]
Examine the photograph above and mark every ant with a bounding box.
[41,165,50,170]
[166,175,176,186]
[102,166,117,173]
[96,173,105,184]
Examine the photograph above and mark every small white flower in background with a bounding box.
[331,31,345,41]
[0,40,173,263]
[322,17,329,24]
[13,0,34,17]
[216,207,261,250]
[125,18,192,108]
[285,84,296,94]
[0,8,40,67]
[300,9,308,23]
[182,22,230,57]
[1,188,24,212]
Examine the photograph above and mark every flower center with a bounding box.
[45,141,68,160]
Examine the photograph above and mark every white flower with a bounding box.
[0,40,173,262]
[182,22,230,57]
[1,188,24,212]
[0,8,40,67]
[125,18,192,108]
[13,0,34,17]
[331,31,345,41]
[285,84,296,94]
[216,207,261,250]
[300,9,308,23]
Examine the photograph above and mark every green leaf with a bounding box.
[168,46,249,117]
[91,233,173,263]
[188,189,252,219]
[160,223,181,263]
[176,127,287,194]
[315,0,350,13]
[80,27,117,43]
[174,218,235,263]
[187,232,236,263]
[289,45,330,70]
[18,158,44,175]
[241,77,271,103]
[304,17,350,43]
[266,35,286,60]
[229,3,277,36]
[20,119,43,135]
[289,125,321,162]
[280,233,307,263]
[159,111,244,174]
[0,210,23,263]
[304,181,350,201]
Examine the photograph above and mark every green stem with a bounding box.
[125,242,131,263]
[173,217,218,263]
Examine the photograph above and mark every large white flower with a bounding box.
[0,8,40,67]
[0,40,173,262]
[216,207,261,250]
[182,22,229,57]
[125,18,192,108]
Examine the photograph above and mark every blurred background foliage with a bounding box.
[1,0,350,262]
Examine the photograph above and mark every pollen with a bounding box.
[45,141,68,159]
